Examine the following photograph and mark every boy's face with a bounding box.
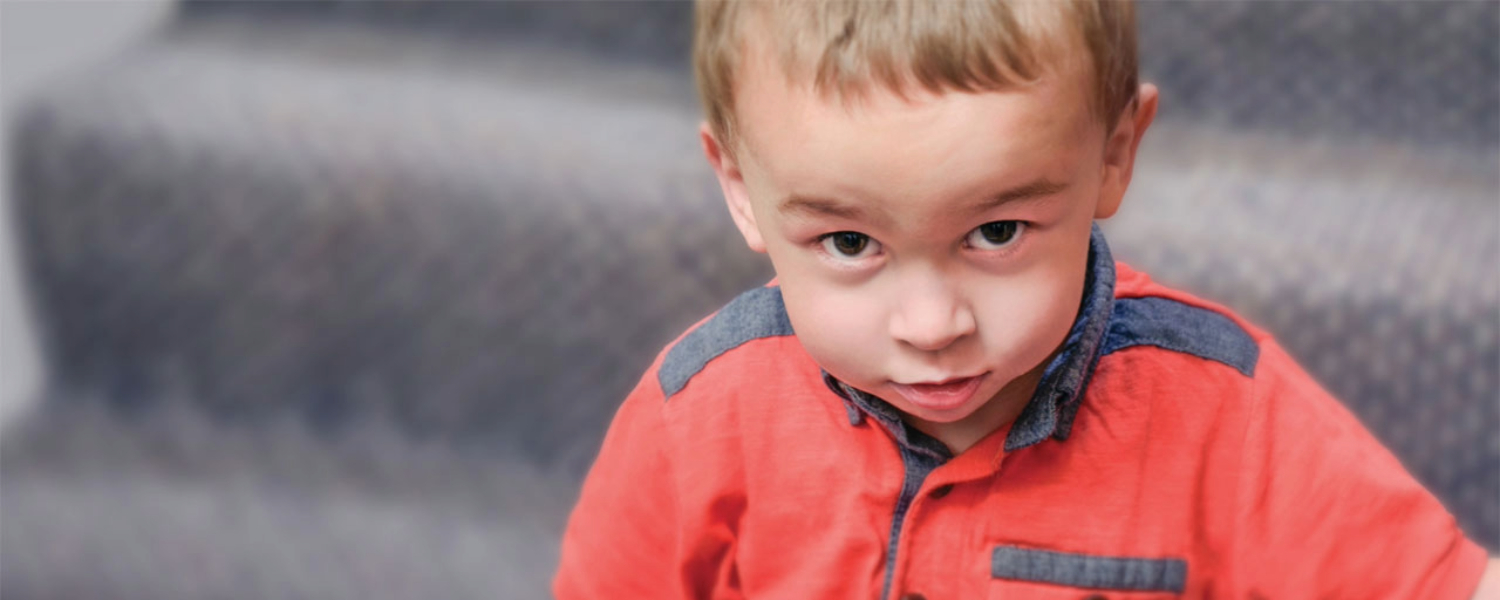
[702,43,1157,449]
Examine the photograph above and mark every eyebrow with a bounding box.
[779,195,867,219]
[970,178,1071,213]
[778,177,1070,220]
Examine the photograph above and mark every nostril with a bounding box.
[898,332,961,352]
[890,315,967,351]
[893,323,971,352]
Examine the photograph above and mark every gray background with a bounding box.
[1,0,172,431]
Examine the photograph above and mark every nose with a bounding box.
[888,279,976,352]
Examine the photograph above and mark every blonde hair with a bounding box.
[694,0,1138,155]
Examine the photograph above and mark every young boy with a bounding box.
[555,1,1497,598]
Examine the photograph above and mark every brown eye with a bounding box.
[820,231,877,259]
[833,232,867,255]
[967,221,1025,250]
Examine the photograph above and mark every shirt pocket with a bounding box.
[986,545,1187,600]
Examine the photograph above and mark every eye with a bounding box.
[819,231,881,259]
[966,221,1026,250]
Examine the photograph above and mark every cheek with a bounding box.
[779,281,887,377]
[973,250,1089,367]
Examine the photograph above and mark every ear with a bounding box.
[1095,83,1159,220]
[700,122,767,253]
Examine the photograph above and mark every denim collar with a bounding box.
[825,224,1117,455]
[825,374,954,461]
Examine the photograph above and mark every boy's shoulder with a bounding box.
[654,282,801,402]
[1102,262,1332,398]
[1097,262,1311,413]
[1095,262,1381,455]
[631,281,846,447]
[1102,261,1266,381]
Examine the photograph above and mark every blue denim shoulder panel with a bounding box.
[658,286,795,399]
[1101,296,1260,377]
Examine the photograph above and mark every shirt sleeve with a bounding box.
[553,363,742,600]
[1228,341,1488,598]
[553,367,681,599]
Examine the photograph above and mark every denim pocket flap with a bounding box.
[990,546,1187,593]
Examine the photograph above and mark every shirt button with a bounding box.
[899,594,927,600]
[930,484,954,499]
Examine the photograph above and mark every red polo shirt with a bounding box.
[555,229,1487,599]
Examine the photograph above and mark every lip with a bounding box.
[889,373,988,412]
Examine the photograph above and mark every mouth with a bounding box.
[889,373,988,412]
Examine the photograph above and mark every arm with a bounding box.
[1228,341,1489,598]
[554,372,684,599]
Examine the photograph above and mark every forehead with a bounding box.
[733,37,1099,206]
